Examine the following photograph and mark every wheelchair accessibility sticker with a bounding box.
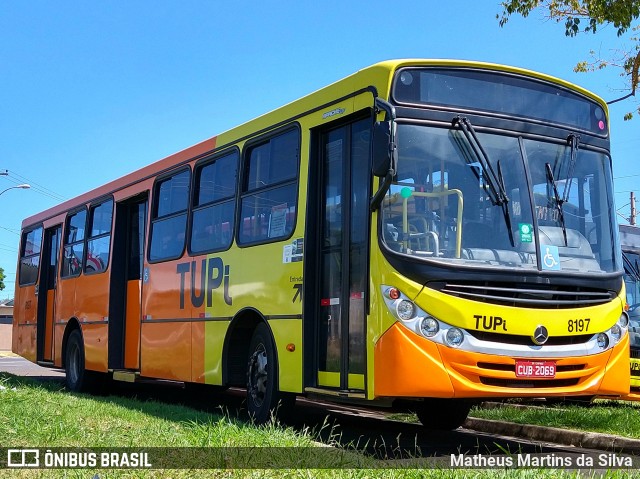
[541,245,561,271]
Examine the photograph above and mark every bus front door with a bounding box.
[36,225,61,363]
[311,117,370,393]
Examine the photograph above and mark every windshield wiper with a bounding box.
[562,134,580,204]
[545,162,568,246]
[497,160,515,246]
[453,115,513,246]
[623,254,640,282]
[453,116,509,205]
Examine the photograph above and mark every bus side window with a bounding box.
[61,209,87,278]
[238,128,300,245]
[149,168,191,262]
[85,199,113,274]
[190,151,238,254]
[18,226,43,286]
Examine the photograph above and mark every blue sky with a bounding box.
[0,1,637,297]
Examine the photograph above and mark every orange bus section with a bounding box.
[13,59,629,430]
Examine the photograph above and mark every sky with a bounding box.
[0,1,637,297]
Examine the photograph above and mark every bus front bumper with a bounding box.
[374,322,629,399]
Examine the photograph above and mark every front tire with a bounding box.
[416,399,473,430]
[246,323,294,424]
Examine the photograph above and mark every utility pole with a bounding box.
[631,191,637,226]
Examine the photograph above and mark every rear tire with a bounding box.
[65,329,90,392]
[246,323,295,424]
[416,399,473,430]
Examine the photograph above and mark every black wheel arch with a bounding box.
[61,318,83,367]
[222,308,277,387]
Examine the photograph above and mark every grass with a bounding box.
[0,373,635,478]
[391,400,640,440]
[467,400,640,440]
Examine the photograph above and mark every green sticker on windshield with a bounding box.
[519,223,533,243]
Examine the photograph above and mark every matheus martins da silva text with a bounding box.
[451,453,633,468]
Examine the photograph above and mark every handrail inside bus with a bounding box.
[399,187,463,258]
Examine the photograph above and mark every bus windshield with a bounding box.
[380,123,620,274]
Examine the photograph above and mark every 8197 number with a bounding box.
[567,318,590,333]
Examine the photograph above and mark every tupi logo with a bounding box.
[177,257,232,309]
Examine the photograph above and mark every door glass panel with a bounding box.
[319,128,345,373]
[47,228,60,289]
[128,202,147,280]
[348,119,370,375]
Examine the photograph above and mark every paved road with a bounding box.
[0,354,64,379]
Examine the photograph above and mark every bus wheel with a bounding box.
[65,329,89,392]
[246,323,293,424]
[416,399,473,430]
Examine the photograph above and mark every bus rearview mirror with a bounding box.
[372,121,394,177]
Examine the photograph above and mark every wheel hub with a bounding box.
[248,343,268,407]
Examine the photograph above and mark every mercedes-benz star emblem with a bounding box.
[532,325,549,345]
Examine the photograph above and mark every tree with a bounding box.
[0,267,5,291]
[498,0,640,119]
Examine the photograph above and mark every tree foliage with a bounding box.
[499,0,640,119]
[0,267,5,291]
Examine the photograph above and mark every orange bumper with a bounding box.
[374,323,629,399]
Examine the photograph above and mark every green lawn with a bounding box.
[469,399,640,439]
[0,373,633,478]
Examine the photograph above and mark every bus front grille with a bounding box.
[429,281,615,309]
[468,330,592,347]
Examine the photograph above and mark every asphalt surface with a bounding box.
[2,354,640,460]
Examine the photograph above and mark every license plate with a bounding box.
[515,360,556,378]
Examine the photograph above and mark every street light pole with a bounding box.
[0,184,30,196]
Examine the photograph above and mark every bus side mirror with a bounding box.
[372,121,395,177]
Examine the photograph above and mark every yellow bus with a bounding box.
[13,59,629,429]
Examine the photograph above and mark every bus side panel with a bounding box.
[82,324,108,372]
[141,322,191,381]
[12,284,37,362]
[192,321,205,383]
[141,260,192,381]
[269,319,303,393]
[203,321,227,385]
[53,321,66,367]
[216,241,304,393]
[55,277,76,333]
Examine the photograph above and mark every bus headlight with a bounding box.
[396,300,416,320]
[446,328,464,347]
[619,313,630,329]
[610,324,622,343]
[597,333,609,349]
[420,317,439,337]
[381,285,467,348]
